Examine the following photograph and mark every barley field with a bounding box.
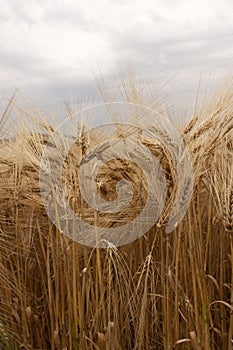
[0,79,233,349]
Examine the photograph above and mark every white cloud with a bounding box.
[0,0,232,105]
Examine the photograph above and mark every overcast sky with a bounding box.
[0,0,233,109]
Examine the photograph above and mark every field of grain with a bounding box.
[0,80,233,349]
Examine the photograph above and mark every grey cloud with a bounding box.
[1,2,37,25]
[111,27,233,73]
[44,7,93,30]
[0,50,52,73]
[46,9,82,22]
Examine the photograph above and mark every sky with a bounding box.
[0,0,233,109]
